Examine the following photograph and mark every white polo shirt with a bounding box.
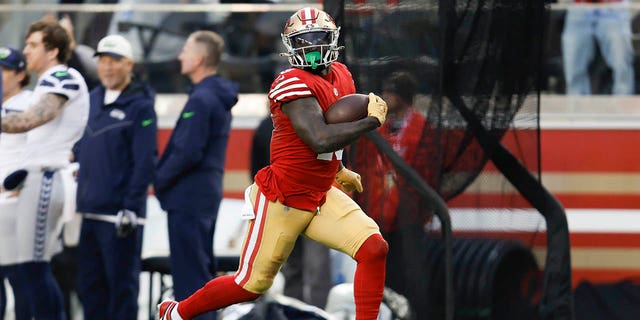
[0,90,33,181]
[23,65,89,169]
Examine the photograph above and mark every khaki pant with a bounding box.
[234,184,380,294]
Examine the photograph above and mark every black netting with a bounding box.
[345,0,541,201]
[337,1,572,319]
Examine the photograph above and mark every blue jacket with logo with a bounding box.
[154,75,238,211]
[75,81,158,217]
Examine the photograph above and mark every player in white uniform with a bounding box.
[0,20,89,320]
[0,46,33,320]
[0,47,32,198]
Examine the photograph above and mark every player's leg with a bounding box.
[14,170,66,320]
[305,186,388,320]
[0,194,18,318]
[281,237,304,300]
[12,262,66,319]
[162,184,314,320]
[0,184,21,267]
[4,264,33,320]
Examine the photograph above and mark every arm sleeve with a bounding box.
[154,95,211,192]
[124,98,158,212]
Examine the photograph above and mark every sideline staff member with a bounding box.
[154,30,238,320]
[74,34,157,320]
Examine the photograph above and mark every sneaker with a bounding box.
[158,300,179,320]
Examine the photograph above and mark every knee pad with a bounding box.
[355,234,388,263]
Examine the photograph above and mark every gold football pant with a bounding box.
[234,183,380,294]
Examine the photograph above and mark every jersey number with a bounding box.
[317,149,343,161]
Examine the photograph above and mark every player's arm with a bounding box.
[1,93,67,133]
[283,97,380,154]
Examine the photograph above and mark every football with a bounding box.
[324,93,369,124]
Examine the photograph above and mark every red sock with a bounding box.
[353,234,388,320]
[178,275,260,319]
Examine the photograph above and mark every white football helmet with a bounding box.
[281,7,341,70]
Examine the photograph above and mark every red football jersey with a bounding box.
[254,62,356,212]
[354,109,428,232]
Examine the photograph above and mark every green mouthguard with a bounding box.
[305,51,322,69]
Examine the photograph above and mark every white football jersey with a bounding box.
[23,65,89,168]
[0,90,33,181]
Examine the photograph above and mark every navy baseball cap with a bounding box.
[0,46,26,71]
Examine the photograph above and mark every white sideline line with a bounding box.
[428,208,640,233]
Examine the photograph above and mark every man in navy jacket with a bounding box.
[74,34,157,320]
[154,30,238,320]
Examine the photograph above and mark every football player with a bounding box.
[158,7,388,320]
[0,20,90,319]
[0,46,33,320]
